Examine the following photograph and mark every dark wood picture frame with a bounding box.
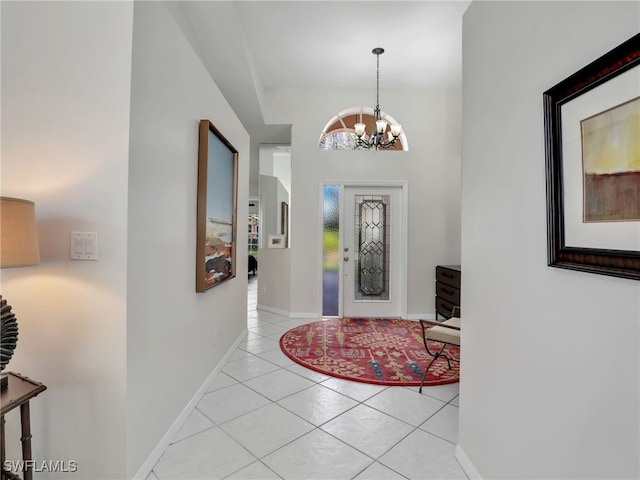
[281,201,289,247]
[196,119,239,292]
[543,33,640,280]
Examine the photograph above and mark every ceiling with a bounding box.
[235,1,470,90]
[179,0,471,190]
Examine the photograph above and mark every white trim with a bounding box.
[318,184,329,318]
[455,445,483,480]
[289,312,321,319]
[400,183,409,318]
[406,313,437,321]
[256,304,289,317]
[338,183,345,317]
[257,304,319,319]
[132,329,248,480]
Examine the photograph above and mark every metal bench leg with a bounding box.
[419,342,448,393]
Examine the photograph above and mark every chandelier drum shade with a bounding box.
[0,197,40,385]
[354,48,402,150]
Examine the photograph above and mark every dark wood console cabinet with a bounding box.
[435,265,461,320]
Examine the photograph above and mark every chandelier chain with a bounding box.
[376,51,380,117]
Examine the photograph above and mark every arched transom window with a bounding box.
[319,107,408,151]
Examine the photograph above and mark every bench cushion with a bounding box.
[426,317,461,345]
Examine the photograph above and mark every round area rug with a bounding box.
[279,317,459,387]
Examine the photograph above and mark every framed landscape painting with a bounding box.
[543,33,640,280]
[196,119,239,292]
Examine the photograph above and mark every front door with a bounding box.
[342,185,404,317]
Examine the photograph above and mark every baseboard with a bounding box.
[256,306,431,321]
[255,308,440,321]
[132,328,248,480]
[406,313,437,320]
[455,445,483,480]
[288,312,320,319]
[256,304,289,317]
[256,305,319,320]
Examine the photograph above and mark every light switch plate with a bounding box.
[70,232,98,260]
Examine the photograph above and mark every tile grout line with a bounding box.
[153,281,462,479]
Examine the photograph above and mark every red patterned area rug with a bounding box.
[279,317,459,387]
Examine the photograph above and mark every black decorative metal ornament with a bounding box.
[0,296,18,371]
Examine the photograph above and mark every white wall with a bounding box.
[264,88,462,317]
[126,2,249,476]
[259,175,280,242]
[1,2,133,478]
[460,2,639,478]
[256,249,291,315]
[272,152,292,196]
[257,174,291,313]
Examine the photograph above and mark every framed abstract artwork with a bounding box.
[196,119,239,292]
[267,234,285,248]
[543,33,640,280]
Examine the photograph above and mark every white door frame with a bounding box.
[319,180,408,318]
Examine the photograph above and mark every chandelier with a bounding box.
[354,47,402,150]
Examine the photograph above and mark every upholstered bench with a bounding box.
[418,316,461,393]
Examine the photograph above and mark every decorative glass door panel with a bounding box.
[354,195,390,300]
[322,185,340,316]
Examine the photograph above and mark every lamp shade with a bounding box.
[1,197,40,268]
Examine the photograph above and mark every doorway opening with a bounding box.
[248,208,259,275]
[322,183,406,318]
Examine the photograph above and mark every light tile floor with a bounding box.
[149,276,467,480]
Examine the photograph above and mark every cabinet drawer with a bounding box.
[436,281,460,305]
[435,297,460,319]
[436,266,461,288]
